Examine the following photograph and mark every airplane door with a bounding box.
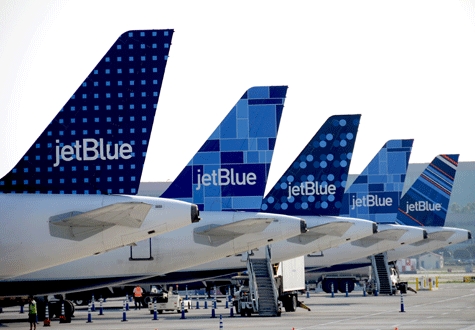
[129,238,154,261]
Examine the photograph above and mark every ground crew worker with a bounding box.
[133,285,143,310]
[28,295,37,330]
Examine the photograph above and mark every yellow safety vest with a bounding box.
[29,300,37,315]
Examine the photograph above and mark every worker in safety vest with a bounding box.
[28,295,37,330]
[133,285,143,310]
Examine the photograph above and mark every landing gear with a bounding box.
[338,280,355,293]
[283,295,297,312]
[73,299,87,306]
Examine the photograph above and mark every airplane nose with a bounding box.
[191,204,200,223]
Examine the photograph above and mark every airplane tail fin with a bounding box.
[396,154,459,227]
[261,114,361,216]
[0,30,173,195]
[339,139,414,222]
[161,86,288,211]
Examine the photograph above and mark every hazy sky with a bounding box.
[2,1,475,194]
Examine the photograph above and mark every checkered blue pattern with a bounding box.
[339,139,413,223]
[161,86,287,211]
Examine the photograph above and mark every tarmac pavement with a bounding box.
[1,281,475,329]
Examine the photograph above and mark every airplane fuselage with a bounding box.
[0,194,197,279]
[180,216,377,273]
[305,224,427,269]
[1,210,306,296]
[386,226,471,261]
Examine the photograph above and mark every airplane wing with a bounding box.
[287,221,354,245]
[350,228,407,248]
[193,218,274,247]
[49,202,153,241]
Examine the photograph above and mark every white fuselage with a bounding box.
[0,194,195,279]
[304,224,427,270]
[5,211,306,291]
[179,216,377,274]
[386,226,471,261]
[304,226,471,284]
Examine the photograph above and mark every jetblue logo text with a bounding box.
[350,194,393,210]
[405,201,442,213]
[287,182,336,199]
[54,138,133,167]
[195,168,257,190]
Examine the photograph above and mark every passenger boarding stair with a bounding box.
[371,253,393,295]
[246,246,280,316]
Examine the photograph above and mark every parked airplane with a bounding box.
[387,154,471,260]
[0,29,200,280]
[145,143,464,297]
[122,114,381,286]
[304,139,429,274]
[307,154,471,282]
[1,86,307,304]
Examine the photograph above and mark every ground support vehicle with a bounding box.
[147,287,191,314]
[233,247,309,316]
[313,253,412,296]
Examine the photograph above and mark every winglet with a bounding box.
[261,114,361,216]
[0,29,173,194]
[396,154,459,226]
[339,139,414,222]
[161,86,288,211]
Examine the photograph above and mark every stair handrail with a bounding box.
[382,252,394,294]
[246,259,259,312]
[370,255,381,293]
[265,245,279,314]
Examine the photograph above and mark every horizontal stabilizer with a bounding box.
[351,229,406,248]
[410,230,455,246]
[49,202,153,241]
[287,221,353,245]
[193,218,274,246]
[427,230,455,241]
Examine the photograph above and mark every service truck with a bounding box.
[310,260,410,295]
[275,256,309,312]
[233,256,310,316]
[147,286,191,314]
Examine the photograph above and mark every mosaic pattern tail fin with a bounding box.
[0,30,173,195]
[261,114,360,216]
[396,154,459,227]
[339,139,413,223]
[161,86,288,211]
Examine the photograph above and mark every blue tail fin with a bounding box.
[261,114,361,216]
[161,86,288,211]
[0,30,173,195]
[339,139,414,223]
[396,154,459,227]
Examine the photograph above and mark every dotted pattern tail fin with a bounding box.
[0,30,174,195]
